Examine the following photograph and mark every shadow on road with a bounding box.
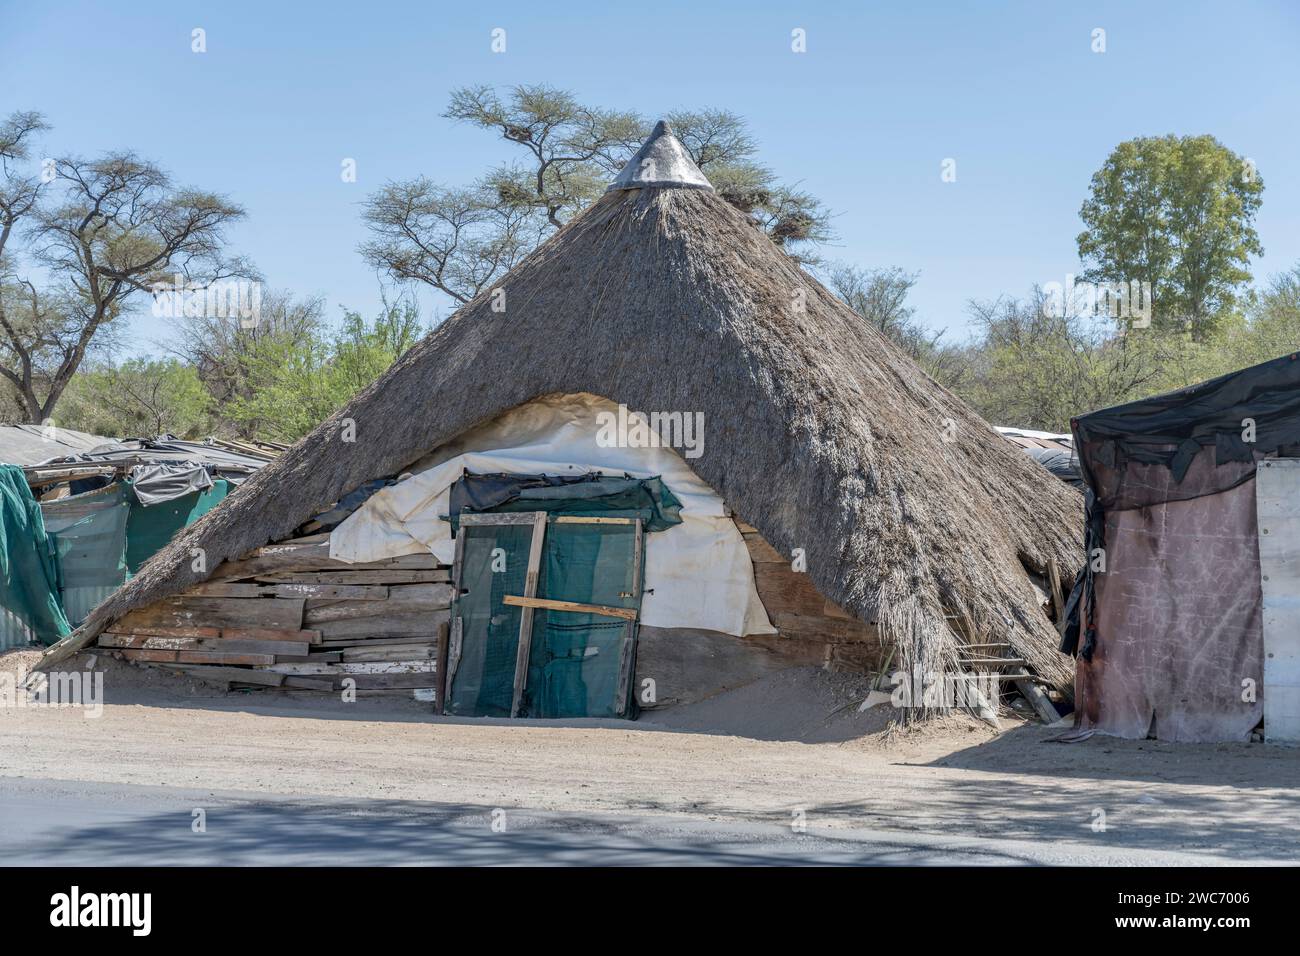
[930,722,1300,788]
[26,796,1040,867]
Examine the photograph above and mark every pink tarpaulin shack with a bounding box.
[1064,352,1300,743]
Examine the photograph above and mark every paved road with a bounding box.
[0,777,1250,866]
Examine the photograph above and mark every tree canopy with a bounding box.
[1077,134,1263,339]
[0,110,252,424]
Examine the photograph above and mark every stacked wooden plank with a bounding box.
[97,535,450,698]
[736,521,886,672]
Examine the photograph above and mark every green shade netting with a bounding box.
[125,478,230,575]
[520,520,641,719]
[444,522,536,717]
[0,464,72,645]
[41,483,130,627]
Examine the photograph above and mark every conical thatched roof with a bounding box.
[45,123,1084,692]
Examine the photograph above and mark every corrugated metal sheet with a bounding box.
[0,424,112,466]
[1256,458,1300,743]
[0,606,37,652]
[56,585,119,629]
[0,588,114,649]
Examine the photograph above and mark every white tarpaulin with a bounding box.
[331,393,775,637]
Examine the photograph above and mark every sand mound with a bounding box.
[642,666,900,743]
[1,647,229,700]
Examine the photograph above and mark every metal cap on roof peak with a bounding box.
[607,120,714,193]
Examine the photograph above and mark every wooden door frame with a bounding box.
[440,512,645,718]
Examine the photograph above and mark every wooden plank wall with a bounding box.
[98,520,888,699]
[736,521,888,673]
[98,534,448,696]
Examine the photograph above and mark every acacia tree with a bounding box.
[1077,135,1263,339]
[0,110,253,424]
[361,86,832,307]
[0,111,52,421]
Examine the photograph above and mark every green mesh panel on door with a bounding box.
[520,521,642,719]
[445,522,536,717]
[41,483,130,626]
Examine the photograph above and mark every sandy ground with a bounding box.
[3,649,1299,862]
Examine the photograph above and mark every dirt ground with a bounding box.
[3,649,1298,862]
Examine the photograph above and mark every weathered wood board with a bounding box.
[314,609,447,640]
[282,676,337,691]
[750,564,833,618]
[264,660,437,675]
[115,597,305,632]
[220,627,322,644]
[303,584,453,624]
[113,648,276,666]
[256,570,449,585]
[162,665,285,687]
[211,541,444,580]
[318,634,442,649]
[342,643,436,663]
[186,582,390,601]
[100,633,310,656]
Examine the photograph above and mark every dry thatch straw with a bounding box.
[45,128,1084,699]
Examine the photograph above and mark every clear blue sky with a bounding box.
[3,0,1298,353]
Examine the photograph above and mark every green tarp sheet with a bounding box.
[0,464,71,646]
[125,479,230,574]
[0,472,236,646]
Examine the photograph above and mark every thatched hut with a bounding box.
[42,122,1083,719]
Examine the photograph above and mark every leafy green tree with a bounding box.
[1077,135,1263,338]
[226,302,424,442]
[328,300,423,397]
[223,331,335,441]
[959,289,1183,430]
[169,288,326,417]
[1241,264,1300,364]
[59,357,215,438]
[952,266,1300,432]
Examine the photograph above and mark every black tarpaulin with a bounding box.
[128,462,214,506]
[1073,350,1300,506]
[447,472,683,533]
